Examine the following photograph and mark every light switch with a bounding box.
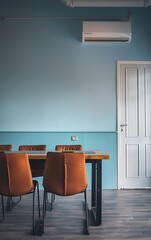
[71,136,78,141]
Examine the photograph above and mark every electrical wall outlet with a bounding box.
[71,136,78,141]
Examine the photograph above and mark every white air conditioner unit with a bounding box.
[62,0,151,8]
[82,21,132,43]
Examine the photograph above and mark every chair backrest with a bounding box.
[18,145,46,151]
[0,153,34,197]
[18,145,46,177]
[55,145,83,151]
[0,144,12,151]
[43,152,87,196]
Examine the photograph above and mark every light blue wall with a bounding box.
[0,0,151,189]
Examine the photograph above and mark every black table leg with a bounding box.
[90,160,102,226]
[96,160,102,225]
[91,162,96,207]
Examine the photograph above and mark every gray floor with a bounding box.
[0,190,151,239]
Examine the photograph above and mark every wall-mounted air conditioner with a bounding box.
[62,0,151,8]
[82,21,132,43]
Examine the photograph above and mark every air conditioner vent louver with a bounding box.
[82,21,132,43]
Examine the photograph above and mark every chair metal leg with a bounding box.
[32,185,36,235]
[40,189,48,235]
[0,195,5,222]
[44,190,47,217]
[45,192,55,211]
[84,190,89,235]
[51,193,55,208]
[32,180,43,236]
[41,189,89,235]
[36,181,41,220]
[6,196,21,211]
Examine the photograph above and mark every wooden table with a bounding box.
[27,150,109,226]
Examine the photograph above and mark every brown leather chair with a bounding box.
[18,145,46,177]
[55,144,83,151]
[0,145,13,210]
[45,145,83,211]
[0,145,12,151]
[18,144,52,212]
[42,151,89,235]
[0,153,41,235]
[18,145,46,151]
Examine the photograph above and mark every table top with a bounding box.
[4,150,109,160]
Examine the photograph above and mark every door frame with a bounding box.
[117,61,151,189]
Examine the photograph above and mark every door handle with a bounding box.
[120,124,127,127]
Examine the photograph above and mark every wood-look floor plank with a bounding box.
[0,190,151,239]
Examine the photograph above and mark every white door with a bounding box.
[118,61,151,189]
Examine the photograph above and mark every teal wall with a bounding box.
[0,0,151,189]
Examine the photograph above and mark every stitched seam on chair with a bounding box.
[6,155,11,196]
[64,154,67,196]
